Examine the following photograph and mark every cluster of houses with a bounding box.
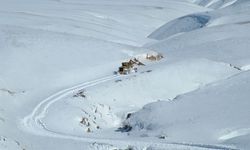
[117,53,163,75]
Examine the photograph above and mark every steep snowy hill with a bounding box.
[147,0,250,68]
[126,71,250,149]
[148,0,250,40]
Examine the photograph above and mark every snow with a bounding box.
[0,136,24,150]
[147,24,250,68]
[126,71,250,147]
[148,13,211,40]
[190,0,239,9]
[1,0,250,149]
[29,58,239,136]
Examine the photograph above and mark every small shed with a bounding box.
[117,58,145,75]
[118,60,135,74]
[146,53,163,61]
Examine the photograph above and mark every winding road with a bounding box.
[19,74,238,150]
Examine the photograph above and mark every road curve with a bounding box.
[19,74,238,150]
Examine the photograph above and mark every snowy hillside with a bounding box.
[126,71,250,149]
[1,0,250,150]
[189,0,239,9]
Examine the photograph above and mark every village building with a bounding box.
[146,53,163,61]
[118,58,144,75]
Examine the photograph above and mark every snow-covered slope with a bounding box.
[190,0,239,9]
[126,71,250,149]
[126,0,250,149]
[148,0,250,40]
[1,0,250,149]
[34,58,239,135]
[146,0,250,68]
[148,13,211,40]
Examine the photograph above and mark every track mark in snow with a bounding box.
[0,136,25,150]
[20,75,147,147]
[191,0,238,9]
[19,71,238,150]
[21,75,121,134]
[171,142,238,150]
[219,128,250,141]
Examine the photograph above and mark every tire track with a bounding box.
[19,74,237,150]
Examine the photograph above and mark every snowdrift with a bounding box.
[191,0,239,9]
[148,14,210,40]
[146,1,250,69]
[126,71,250,148]
[148,0,250,41]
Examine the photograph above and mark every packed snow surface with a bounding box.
[1,0,250,150]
